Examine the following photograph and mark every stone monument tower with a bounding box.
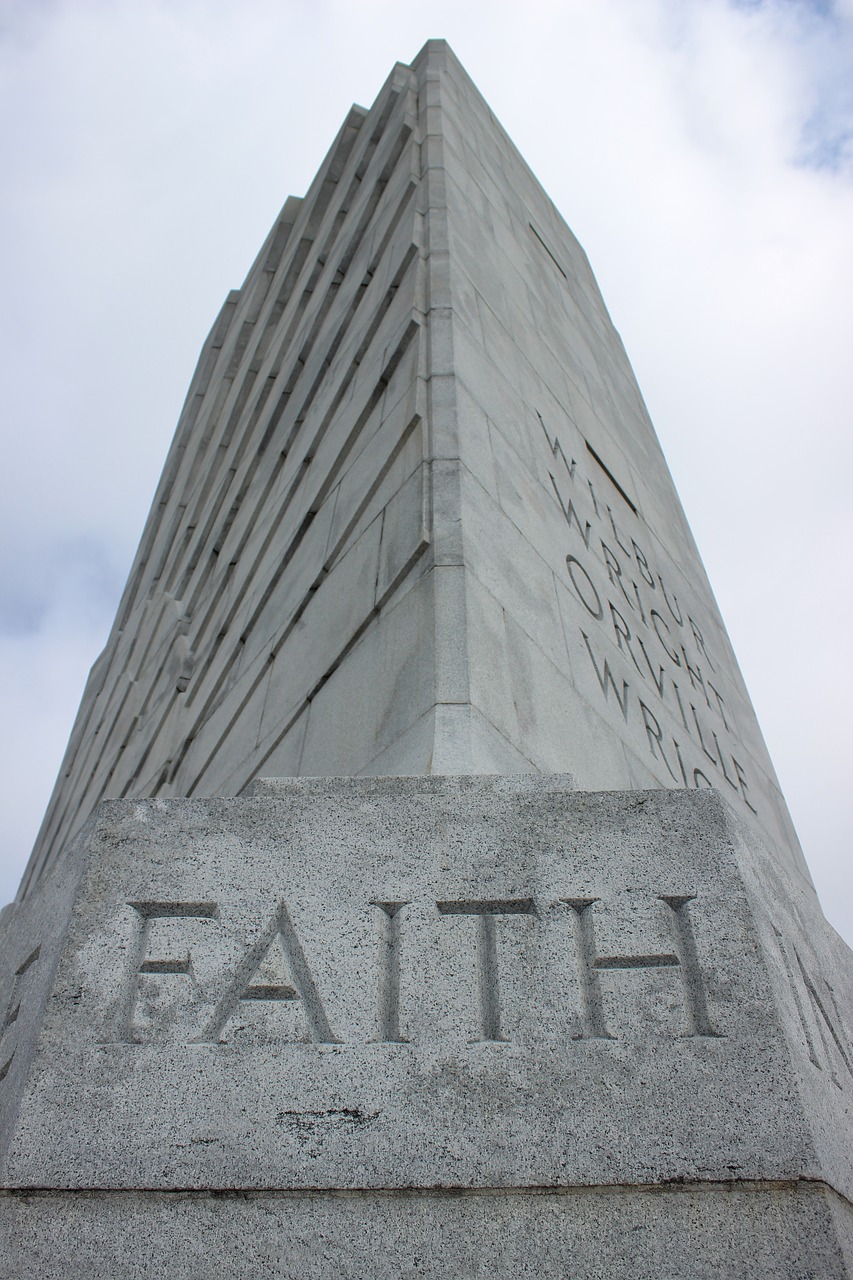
[1,41,851,1278]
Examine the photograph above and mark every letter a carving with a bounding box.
[198,902,340,1044]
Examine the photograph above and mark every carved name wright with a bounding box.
[538,412,758,816]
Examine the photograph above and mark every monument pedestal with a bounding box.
[2,777,852,1277]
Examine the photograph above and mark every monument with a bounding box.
[1,40,851,1277]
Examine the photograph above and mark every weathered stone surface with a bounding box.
[1,1184,852,1279]
[1,778,852,1273]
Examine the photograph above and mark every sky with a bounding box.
[0,0,851,939]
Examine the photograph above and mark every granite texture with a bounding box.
[1,1184,852,1279]
[1,778,852,1273]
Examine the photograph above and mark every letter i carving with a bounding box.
[437,899,535,1042]
[371,901,410,1043]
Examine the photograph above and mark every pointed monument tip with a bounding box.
[412,37,457,66]
[22,32,810,906]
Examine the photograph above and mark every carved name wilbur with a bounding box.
[538,413,758,816]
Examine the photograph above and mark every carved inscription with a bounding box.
[0,944,41,1085]
[437,899,535,1042]
[114,892,718,1047]
[119,899,339,1044]
[120,902,219,1043]
[199,901,339,1045]
[371,901,409,1043]
[563,897,718,1039]
[774,925,853,1089]
[539,412,757,816]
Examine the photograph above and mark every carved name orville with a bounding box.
[538,412,758,816]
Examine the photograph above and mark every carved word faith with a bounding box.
[116,893,719,1046]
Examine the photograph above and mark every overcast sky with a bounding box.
[1,0,851,939]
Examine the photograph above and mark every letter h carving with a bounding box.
[563,895,718,1040]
